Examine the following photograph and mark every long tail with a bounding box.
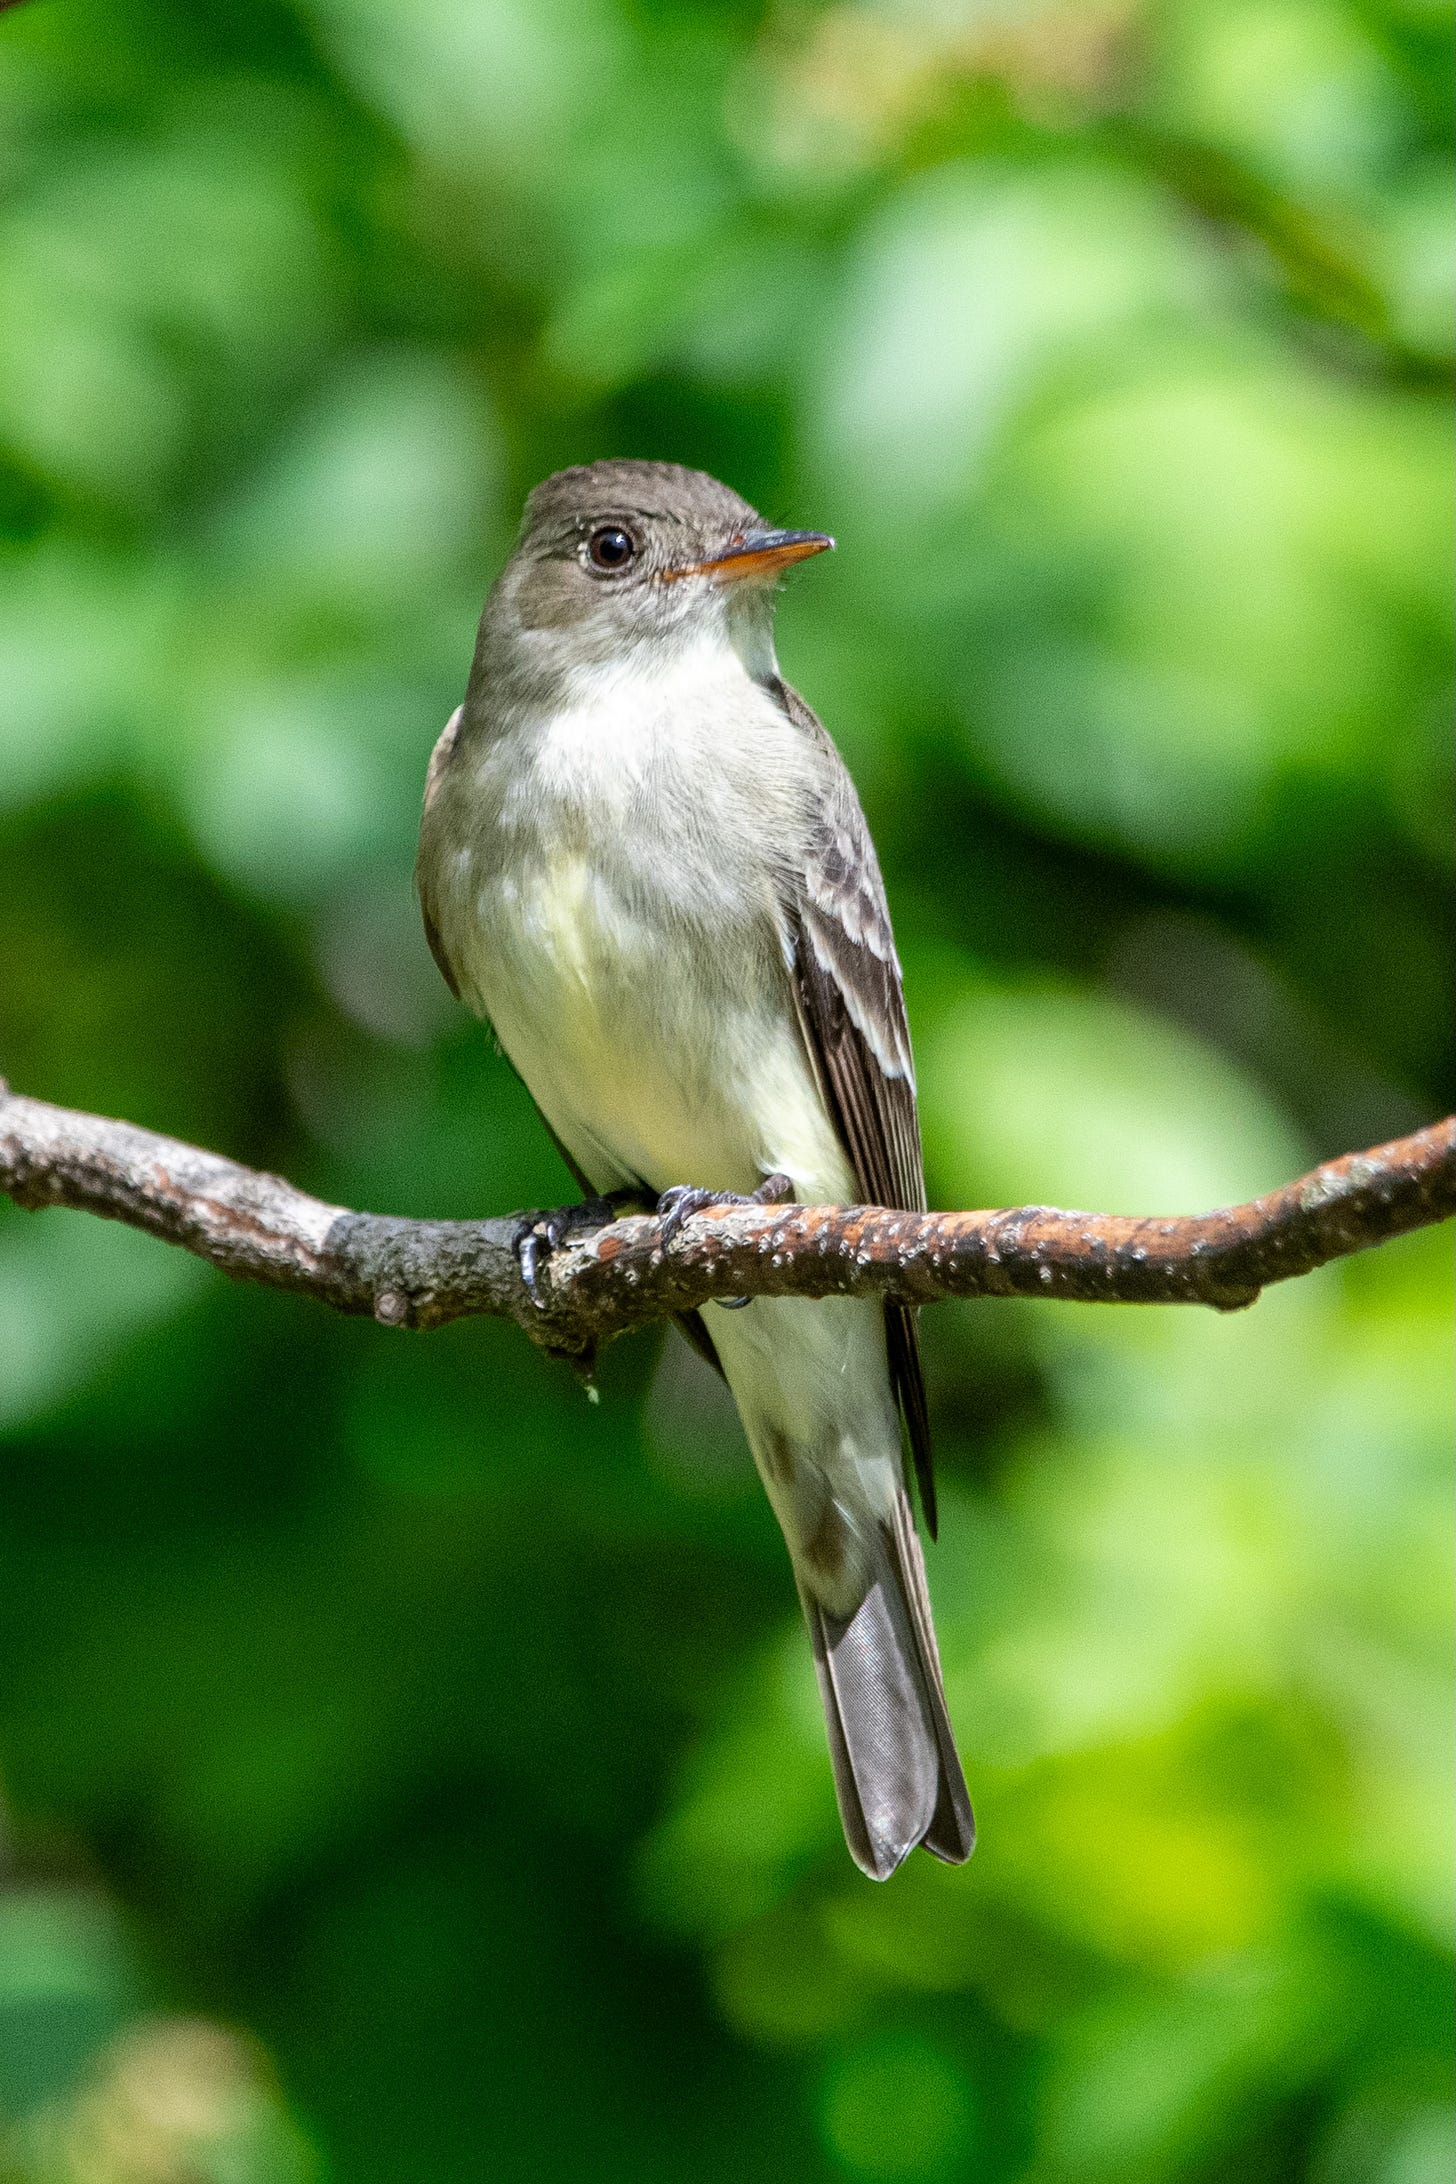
[797,1491,974,1880]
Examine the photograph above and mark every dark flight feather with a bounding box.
[773,681,939,1540]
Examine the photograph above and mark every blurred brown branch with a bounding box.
[1,1081,1451,1367]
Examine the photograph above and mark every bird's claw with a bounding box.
[655,1172,794,1250]
[514,1191,643,1305]
[654,1185,725,1249]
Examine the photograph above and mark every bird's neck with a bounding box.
[472,589,781,730]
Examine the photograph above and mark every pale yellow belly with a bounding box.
[470,853,852,1205]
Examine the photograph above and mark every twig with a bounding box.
[1,1082,1451,1366]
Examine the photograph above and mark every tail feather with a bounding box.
[798,1494,974,1880]
[889,1491,974,1866]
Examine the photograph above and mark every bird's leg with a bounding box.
[656,1171,794,1250]
[515,1187,650,1302]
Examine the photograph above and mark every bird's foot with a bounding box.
[514,1189,648,1304]
[655,1172,794,1251]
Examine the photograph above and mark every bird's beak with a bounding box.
[669,528,835,583]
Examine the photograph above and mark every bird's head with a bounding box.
[478,458,833,700]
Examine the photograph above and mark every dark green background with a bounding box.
[0,1,1451,2178]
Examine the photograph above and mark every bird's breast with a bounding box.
[458,647,801,1023]
[428,647,848,1199]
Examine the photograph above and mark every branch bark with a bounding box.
[1,1081,1451,1365]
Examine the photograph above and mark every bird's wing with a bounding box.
[418,706,464,997]
[774,680,937,1538]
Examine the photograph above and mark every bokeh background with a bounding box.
[0,0,1451,2178]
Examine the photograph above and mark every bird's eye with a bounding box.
[587,525,636,572]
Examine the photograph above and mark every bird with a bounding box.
[415,459,972,1878]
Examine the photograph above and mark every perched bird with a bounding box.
[416,460,973,1878]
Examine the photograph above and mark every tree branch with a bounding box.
[1,1081,1451,1366]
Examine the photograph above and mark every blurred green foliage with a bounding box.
[0,0,1450,2178]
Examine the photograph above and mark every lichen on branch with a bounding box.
[1,1083,1451,1365]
